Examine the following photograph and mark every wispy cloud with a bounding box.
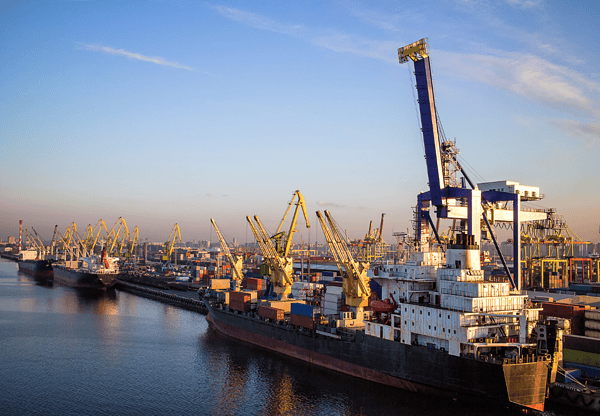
[78,43,194,71]
[551,119,600,145]
[208,4,397,62]
[438,50,600,118]
[317,201,346,208]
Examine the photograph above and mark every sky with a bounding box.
[1,0,599,247]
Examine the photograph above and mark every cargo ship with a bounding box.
[17,259,54,281]
[53,251,121,290]
[203,234,559,412]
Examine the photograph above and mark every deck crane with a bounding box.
[163,223,182,263]
[211,218,244,290]
[272,190,311,256]
[399,38,549,290]
[247,215,294,299]
[316,210,371,317]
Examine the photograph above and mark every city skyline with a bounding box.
[2,1,599,244]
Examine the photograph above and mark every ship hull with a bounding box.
[53,266,120,290]
[205,303,547,411]
[17,260,53,281]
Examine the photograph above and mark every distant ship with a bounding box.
[53,251,121,290]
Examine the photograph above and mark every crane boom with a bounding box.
[247,215,294,299]
[274,190,311,257]
[211,218,244,284]
[399,38,445,208]
[317,211,371,313]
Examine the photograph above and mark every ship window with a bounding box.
[454,330,456,334]
[443,328,445,332]
[429,325,431,329]
[439,313,441,317]
[420,311,422,315]
[405,321,407,325]
[405,308,407,312]
[434,326,436,330]
[447,315,450,319]
[428,312,430,316]
[412,309,414,313]
[412,322,414,326]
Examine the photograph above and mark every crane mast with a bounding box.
[211,218,244,290]
[247,215,294,299]
[317,210,371,316]
[273,190,311,256]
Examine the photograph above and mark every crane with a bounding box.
[247,215,294,299]
[316,210,371,317]
[398,38,551,289]
[106,217,129,256]
[163,223,182,262]
[211,218,244,290]
[272,190,311,256]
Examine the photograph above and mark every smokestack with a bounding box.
[18,220,22,252]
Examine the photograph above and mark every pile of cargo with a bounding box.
[585,309,600,339]
[290,303,319,330]
[229,290,258,312]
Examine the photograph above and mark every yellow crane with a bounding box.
[211,218,244,289]
[316,210,371,317]
[106,217,129,256]
[123,226,139,258]
[163,223,182,262]
[247,215,295,299]
[272,190,311,256]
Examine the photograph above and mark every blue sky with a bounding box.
[1,0,599,246]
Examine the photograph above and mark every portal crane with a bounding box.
[272,190,311,256]
[211,218,244,290]
[163,223,182,263]
[398,38,550,289]
[247,215,294,299]
[106,217,129,256]
[316,210,371,316]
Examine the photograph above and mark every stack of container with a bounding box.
[290,303,318,330]
[229,291,252,312]
[323,283,343,316]
[584,309,600,339]
[244,277,263,291]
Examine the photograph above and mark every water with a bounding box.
[0,258,575,415]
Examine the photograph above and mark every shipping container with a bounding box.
[291,313,315,330]
[258,306,284,321]
[564,334,600,354]
[291,302,318,318]
[563,348,600,368]
[263,300,304,313]
[245,277,263,291]
[229,299,250,313]
[209,279,230,290]
[585,310,600,321]
[230,291,251,303]
[541,303,589,335]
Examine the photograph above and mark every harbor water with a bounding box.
[0,258,574,415]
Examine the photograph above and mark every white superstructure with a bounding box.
[367,234,540,358]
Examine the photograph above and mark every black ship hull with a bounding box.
[53,266,120,290]
[205,302,548,411]
[18,259,53,281]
